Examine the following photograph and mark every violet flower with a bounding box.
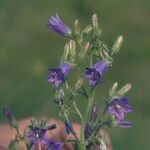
[84,60,109,86]
[47,63,72,88]
[27,124,56,145]
[47,14,71,36]
[107,97,133,121]
[118,120,133,128]
[90,104,99,122]
[84,123,93,139]
[47,140,64,150]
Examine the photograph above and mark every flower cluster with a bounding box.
[3,13,134,150]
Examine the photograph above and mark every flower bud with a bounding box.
[69,40,76,59]
[75,78,83,91]
[4,106,13,123]
[75,19,80,35]
[111,36,123,55]
[109,82,118,97]
[117,83,132,97]
[82,25,92,37]
[90,104,99,122]
[62,43,70,62]
[4,106,18,128]
[65,121,74,134]
[92,13,98,29]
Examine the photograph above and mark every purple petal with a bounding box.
[118,120,133,128]
[94,60,109,74]
[107,106,116,115]
[115,111,125,121]
[60,63,72,76]
[47,14,71,36]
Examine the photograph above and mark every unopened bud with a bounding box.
[65,121,74,134]
[92,13,98,29]
[4,106,18,128]
[4,106,13,123]
[63,43,70,61]
[117,83,132,97]
[109,82,118,98]
[111,36,123,55]
[69,40,76,58]
[75,19,80,34]
[75,78,83,91]
[82,25,92,37]
[90,104,99,122]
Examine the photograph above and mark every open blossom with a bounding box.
[118,120,133,128]
[47,140,64,150]
[107,97,133,121]
[27,124,56,145]
[47,14,71,36]
[84,60,109,86]
[47,63,72,87]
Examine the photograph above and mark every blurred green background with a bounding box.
[0,0,150,149]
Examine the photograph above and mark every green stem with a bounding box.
[73,101,82,120]
[65,82,82,120]
[80,87,95,150]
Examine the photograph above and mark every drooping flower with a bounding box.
[47,14,71,36]
[65,121,74,134]
[84,60,109,86]
[118,120,133,128]
[27,124,56,145]
[107,97,133,121]
[84,123,93,139]
[47,63,72,88]
[47,140,64,150]
[90,104,99,122]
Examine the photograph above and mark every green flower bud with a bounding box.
[75,78,83,91]
[117,83,132,97]
[75,19,80,35]
[92,13,98,29]
[111,36,123,55]
[109,82,118,98]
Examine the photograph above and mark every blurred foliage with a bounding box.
[0,0,150,149]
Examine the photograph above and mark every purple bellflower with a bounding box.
[27,124,56,145]
[47,63,72,88]
[84,60,109,86]
[107,97,133,121]
[118,120,133,128]
[84,123,93,139]
[47,14,71,36]
[47,140,64,150]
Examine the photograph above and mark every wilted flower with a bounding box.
[47,14,71,36]
[84,123,93,139]
[90,104,99,122]
[47,63,72,88]
[84,60,109,86]
[107,97,133,120]
[27,124,56,145]
[47,140,64,150]
[118,120,133,128]
[65,121,74,134]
